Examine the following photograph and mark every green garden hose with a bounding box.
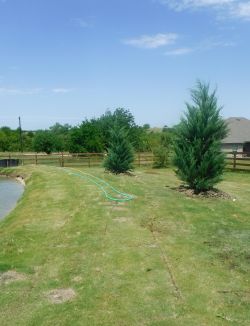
[64,168,134,202]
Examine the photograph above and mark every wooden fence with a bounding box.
[0,151,250,171]
[225,152,250,171]
[0,152,155,168]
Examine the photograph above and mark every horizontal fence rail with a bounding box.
[0,151,249,171]
[225,151,250,171]
[0,152,155,168]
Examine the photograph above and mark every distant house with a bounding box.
[222,117,250,155]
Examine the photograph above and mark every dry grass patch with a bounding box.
[0,271,27,285]
[46,288,76,304]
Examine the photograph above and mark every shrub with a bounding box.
[153,133,171,168]
[153,145,169,168]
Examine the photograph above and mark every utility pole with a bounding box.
[18,116,24,152]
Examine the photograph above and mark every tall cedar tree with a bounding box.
[174,81,228,192]
[104,125,134,174]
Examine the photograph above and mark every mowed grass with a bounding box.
[0,166,249,326]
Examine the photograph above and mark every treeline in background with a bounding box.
[0,108,173,158]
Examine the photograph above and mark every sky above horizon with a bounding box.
[0,0,250,130]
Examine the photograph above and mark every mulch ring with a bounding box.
[104,170,136,177]
[172,185,233,200]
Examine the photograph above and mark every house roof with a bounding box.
[223,117,250,144]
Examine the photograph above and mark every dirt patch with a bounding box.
[173,185,233,199]
[46,288,76,304]
[0,270,27,285]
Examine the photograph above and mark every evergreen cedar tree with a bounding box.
[173,81,228,193]
[104,124,134,174]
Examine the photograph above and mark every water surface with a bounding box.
[0,177,24,220]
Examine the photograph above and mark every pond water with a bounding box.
[0,177,24,221]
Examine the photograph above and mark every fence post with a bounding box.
[35,153,38,165]
[61,152,64,167]
[138,153,141,167]
[88,154,91,168]
[233,151,237,169]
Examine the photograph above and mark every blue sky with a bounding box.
[0,0,250,130]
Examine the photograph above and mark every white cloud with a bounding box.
[123,33,178,49]
[158,0,250,20]
[164,38,235,56]
[0,87,42,95]
[233,2,250,19]
[0,87,73,95]
[165,47,194,55]
[200,39,236,49]
[52,88,72,94]
[161,0,234,11]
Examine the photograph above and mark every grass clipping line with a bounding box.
[148,220,183,300]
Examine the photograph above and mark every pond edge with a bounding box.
[0,173,26,186]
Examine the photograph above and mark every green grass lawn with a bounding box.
[0,166,249,325]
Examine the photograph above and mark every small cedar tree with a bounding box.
[104,125,134,174]
[173,81,228,193]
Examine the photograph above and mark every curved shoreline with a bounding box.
[0,174,25,221]
[0,173,26,186]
